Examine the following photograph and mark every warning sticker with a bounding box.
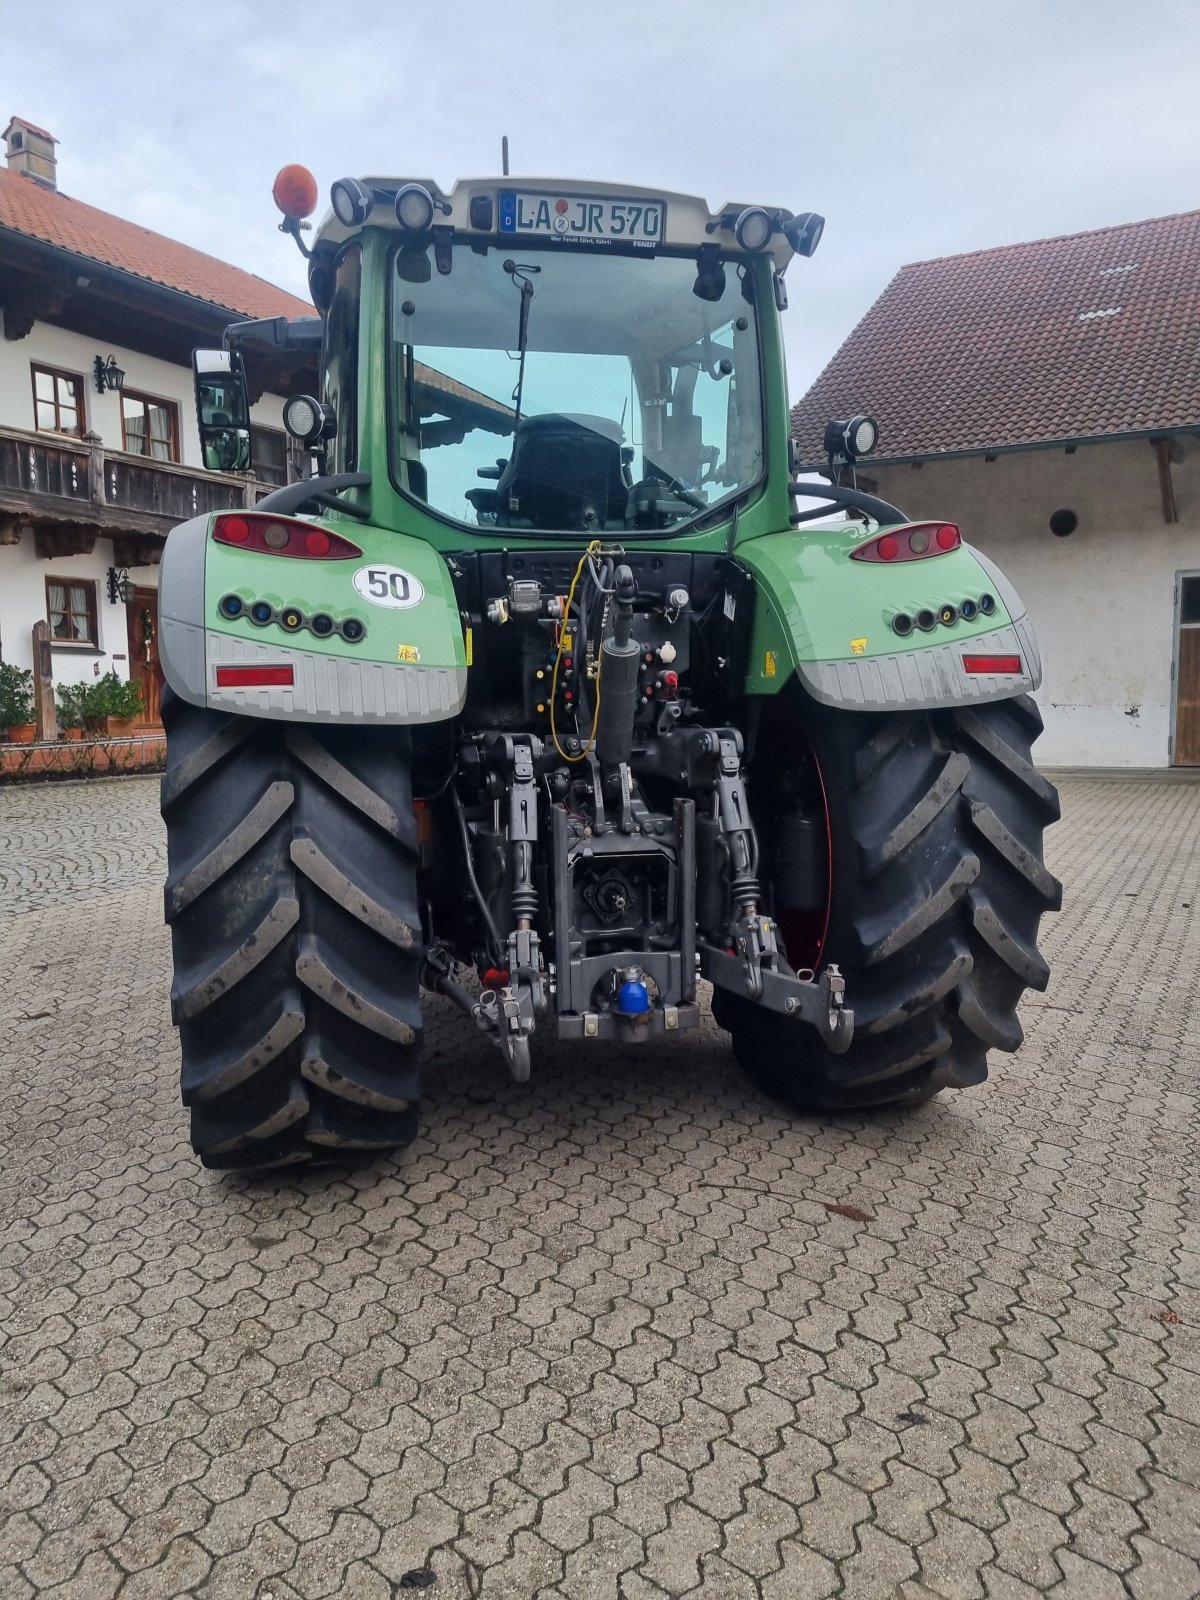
[851,637,868,656]
[764,650,777,678]
[397,643,421,664]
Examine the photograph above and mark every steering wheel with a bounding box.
[653,472,707,510]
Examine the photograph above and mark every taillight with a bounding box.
[963,655,1022,675]
[851,523,962,562]
[212,513,361,560]
[214,665,296,687]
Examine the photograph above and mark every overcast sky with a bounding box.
[6,0,1200,403]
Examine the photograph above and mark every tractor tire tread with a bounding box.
[161,688,422,1171]
[726,694,1058,1112]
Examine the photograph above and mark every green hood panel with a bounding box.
[159,512,469,724]
[736,525,1042,707]
[204,518,467,670]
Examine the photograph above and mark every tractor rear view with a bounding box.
[157,165,1060,1170]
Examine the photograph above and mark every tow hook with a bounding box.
[422,943,535,1080]
[816,965,852,1053]
[477,984,533,1082]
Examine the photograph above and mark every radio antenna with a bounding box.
[501,135,510,176]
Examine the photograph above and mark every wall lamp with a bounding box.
[106,566,131,604]
[94,354,126,394]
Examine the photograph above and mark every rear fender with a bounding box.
[737,525,1042,709]
[159,513,467,724]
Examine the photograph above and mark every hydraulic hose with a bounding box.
[451,786,504,957]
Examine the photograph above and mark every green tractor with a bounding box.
[158,165,1060,1171]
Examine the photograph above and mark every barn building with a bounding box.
[791,209,1200,768]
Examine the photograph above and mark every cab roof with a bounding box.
[312,175,805,271]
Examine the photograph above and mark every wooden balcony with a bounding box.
[0,424,273,564]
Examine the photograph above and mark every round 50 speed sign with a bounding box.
[352,565,425,609]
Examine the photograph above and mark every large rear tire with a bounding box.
[721,689,1061,1112]
[161,689,422,1170]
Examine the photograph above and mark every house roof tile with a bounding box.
[791,208,1200,463]
[0,163,510,421]
[0,165,310,320]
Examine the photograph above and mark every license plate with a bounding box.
[498,190,665,245]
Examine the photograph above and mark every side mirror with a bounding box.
[193,349,251,474]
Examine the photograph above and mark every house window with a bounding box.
[31,365,85,436]
[46,578,99,646]
[250,425,288,486]
[121,391,179,462]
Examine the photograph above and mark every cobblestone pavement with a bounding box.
[1,774,1198,1599]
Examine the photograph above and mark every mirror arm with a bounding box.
[222,316,324,353]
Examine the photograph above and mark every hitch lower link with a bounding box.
[696,733,853,1053]
[444,736,549,1083]
[700,919,854,1054]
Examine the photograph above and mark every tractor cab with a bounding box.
[244,172,824,542]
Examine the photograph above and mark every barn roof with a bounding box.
[791,208,1200,465]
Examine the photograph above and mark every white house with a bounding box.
[791,208,1200,769]
[0,115,313,728]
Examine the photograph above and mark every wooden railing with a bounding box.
[0,424,273,523]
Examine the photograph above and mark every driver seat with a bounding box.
[491,414,629,531]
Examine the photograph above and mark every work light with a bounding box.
[734,207,774,252]
[331,177,373,227]
[823,414,880,463]
[395,183,436,232]
[282,395,335,446]
[784,211,825,258]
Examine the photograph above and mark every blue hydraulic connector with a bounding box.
[616,979,651,1017]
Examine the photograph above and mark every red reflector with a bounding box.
[482,968,510,987]
[212,514,361,559]
[877,534,899,561]
[936,523,961,550]
[963,655,1022,675]
[215,665,295,687]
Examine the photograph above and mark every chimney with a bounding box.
[4,117,58,191]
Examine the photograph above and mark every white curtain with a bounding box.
[148,404,172,462]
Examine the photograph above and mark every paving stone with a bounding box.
[1,774,1198,1597]
[1126,1536,1200,1600]
[917,1508,997,1598]
[1046,1550,1133,1598]
[989,1494,1070,1588]
[1064,1483,1142,1573]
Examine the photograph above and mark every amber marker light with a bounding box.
[272,164,319,220]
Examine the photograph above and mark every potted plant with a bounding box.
[0,662,36,743]
[56,682,87,741]
[82,670,144,736]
